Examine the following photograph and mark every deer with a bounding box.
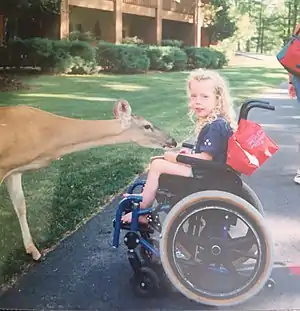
[0,99,177,262]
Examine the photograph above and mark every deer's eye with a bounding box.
[144,124,152,130]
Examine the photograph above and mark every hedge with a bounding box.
[0,37,228,74]
[1,38,97,74]
[96,42,150,73]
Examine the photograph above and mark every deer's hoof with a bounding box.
[26,244,42,262]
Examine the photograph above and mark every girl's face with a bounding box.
[188,79,217,119]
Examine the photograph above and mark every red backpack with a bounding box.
[277,34,300,77]
[226,119,279,176]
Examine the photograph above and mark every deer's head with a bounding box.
[113,99,177,149]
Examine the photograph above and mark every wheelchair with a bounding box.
[112,99,277,307]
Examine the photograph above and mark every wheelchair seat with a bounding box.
[156,154,244,208]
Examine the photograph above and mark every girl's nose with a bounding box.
[193,101,201,107]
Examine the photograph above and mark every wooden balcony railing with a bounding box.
[163,0,194,14]
[123,0,157,8]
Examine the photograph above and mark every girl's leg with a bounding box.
[121,159,192,223]
[294,143,300,185]
[292,75,300,102]
[292,75,300,183]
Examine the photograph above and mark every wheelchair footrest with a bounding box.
[113,219,154,234]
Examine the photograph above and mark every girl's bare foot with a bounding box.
[121,192,149,224]
[121,212,149,224]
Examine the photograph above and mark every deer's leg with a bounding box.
[5,173,42,261]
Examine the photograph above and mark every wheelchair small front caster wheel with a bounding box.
[266,278,275,289]
[130,266,160,298]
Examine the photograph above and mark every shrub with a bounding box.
[34,38,97,73]
[122,36,144,45]
[145,45,187,71]
[161,39,183,48]
[96,42,150,73]
[184,46,212,69]
[172,47,188,70]
[2,37,227,75]
[184,46,227,69]
[210,49,228,68]
[2,38,30,68]
[67,40,97,74]
[68,30,96,42]
[146,46,172,71]
[4,38,98,74]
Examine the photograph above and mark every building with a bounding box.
[60,0,210,46]
[0,0,210,47]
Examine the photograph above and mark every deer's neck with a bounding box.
[52,118,131,157]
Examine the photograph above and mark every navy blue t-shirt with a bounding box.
[192,117,233,164]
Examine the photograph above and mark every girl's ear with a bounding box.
[216,88,225,108]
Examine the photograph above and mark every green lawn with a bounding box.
[0,66,287,287]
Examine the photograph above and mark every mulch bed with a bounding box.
[0,74,30,92]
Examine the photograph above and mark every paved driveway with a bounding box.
[1,83,300,310]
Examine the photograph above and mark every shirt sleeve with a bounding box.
[196,121,226,158]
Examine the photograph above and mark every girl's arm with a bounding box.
[182,151,212,161]
[289,72,293,84]
[164,120,228,163]
[293,23,300,35]
[164,150,212,163]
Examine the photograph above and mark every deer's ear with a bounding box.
[113,99,132,120]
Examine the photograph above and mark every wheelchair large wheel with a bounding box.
[159,190,273,307]
[233,181,264,266]
[241,181,264,215]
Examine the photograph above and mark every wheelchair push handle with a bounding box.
[238,99,275,122]
[182,99,275,149]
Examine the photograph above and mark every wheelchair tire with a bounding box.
[130,266,160,298]
[159,190,274,307]
[241,181,264,215]
[232,181,264,266]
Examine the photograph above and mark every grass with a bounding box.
[0,65,287,288]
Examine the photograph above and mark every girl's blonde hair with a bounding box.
[187,68,237,135]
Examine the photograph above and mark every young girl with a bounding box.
[121,68,236,224]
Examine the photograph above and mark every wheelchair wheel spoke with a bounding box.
[226,236,255,249]
[231,248,258,260]
[175,231,207,257]
[223,261,244,277]
[176,257,210,270]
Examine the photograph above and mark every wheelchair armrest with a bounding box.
[182,142,194,149]
[176,154,230,173]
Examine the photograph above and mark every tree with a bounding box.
[0,0,61,17]
[173,0,237,46]
[0,0,61,42]
[202,0,237,45]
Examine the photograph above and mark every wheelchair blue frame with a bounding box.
[113,180,165,258]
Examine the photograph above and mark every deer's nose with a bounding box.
[169,138,177,147]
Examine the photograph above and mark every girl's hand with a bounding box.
[289,83,296,98]
[164,151,178,162]
[179,147,192,154]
